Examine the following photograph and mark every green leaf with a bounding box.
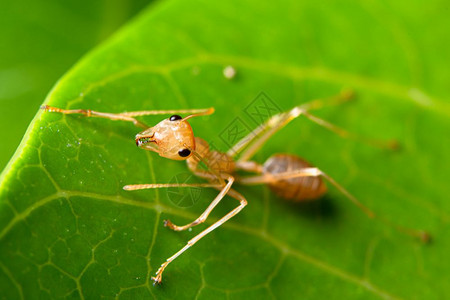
[1,0,449,299]
[0,0,150,170]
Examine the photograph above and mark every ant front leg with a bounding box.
[124,174,235,232]
[152,187,247,284]
[164,175,234,231]
[125,175,247,284]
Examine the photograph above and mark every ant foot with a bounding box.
[151,274,162,286]
[164,219,182,231]
[151,263,168,286]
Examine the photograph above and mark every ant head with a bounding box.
[135,114,195,160]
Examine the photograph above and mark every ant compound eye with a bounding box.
[178,148,191,157]
[170,115,182,121]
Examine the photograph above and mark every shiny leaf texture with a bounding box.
[0,0,150,170]
[1,0,449,299]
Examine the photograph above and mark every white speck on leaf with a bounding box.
[223,65,236,79]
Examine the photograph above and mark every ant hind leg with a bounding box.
[228,90,397,163]
[237,167,430,243]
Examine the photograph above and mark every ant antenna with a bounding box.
[182,108,215,121]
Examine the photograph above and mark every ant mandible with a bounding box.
[41,90,429,285]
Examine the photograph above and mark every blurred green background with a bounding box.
[0,0,151,172]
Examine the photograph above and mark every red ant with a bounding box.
[41,90,429,284]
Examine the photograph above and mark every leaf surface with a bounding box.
[0,0,150,169]
[1,0,449,299]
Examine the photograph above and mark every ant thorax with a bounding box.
[187,137,235,176]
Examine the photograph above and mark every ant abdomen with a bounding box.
[263,154,327,201]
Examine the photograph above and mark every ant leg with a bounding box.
[41,106,214,129]
[164,175,233,231]
[41,105,149,128]
[227,90,354,159]
[151,188,247,284]
[228,90,396,162]
[237,167,374,217]
[123,182,222,190]
[124,175,235,232]
[237,167,430,243]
